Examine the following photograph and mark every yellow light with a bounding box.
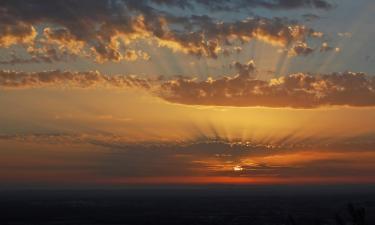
[233,165,243,171]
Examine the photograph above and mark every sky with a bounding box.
[1,0,375,187]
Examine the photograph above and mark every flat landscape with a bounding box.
[0,187,374,225]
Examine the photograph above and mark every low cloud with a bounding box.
[0,70,150,89]
[158,71,375,108]
[3,69,375,109]
[1,131,374,179]
[230,60,257,78]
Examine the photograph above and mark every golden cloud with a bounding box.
[158,72,375,108]
[2,69,375,108]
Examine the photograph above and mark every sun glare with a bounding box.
[233,165,244,171]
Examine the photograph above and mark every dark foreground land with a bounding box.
[0,185,374,225]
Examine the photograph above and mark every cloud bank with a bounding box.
[0,70,150,89]
[2,69,375,108]
[0,0,326,64]
[149,0,334,11]
[159,72,375,108]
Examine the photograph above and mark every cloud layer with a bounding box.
[1,131,374,180]
[159,72,375,108]
[148,0,334,11]
[0,70,150,89]
[2,69,375,108]
[0,0,326,64]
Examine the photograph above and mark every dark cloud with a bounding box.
[302,13,321,21]
[0,0,324,63]
[258,0,333,10]
[158,72,375,108]
[156,16,317,58]
[150,0,333,10]
[0,2,38,48]
[0,47,76,65]
[0,70,150,89]
[289,42,314,56]
[231,60,257,78]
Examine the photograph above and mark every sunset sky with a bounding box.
[1,0,375,187]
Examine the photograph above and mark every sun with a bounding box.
[233,165,244,171]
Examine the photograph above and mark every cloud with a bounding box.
[155,17,317,58]
[0,70,150,89]
[320,42,340,52]
[230,60,257,78]
[158,71,375,108]
[0,19,37,47]
[302,13,321,21]
[254,0,333,10]
[338,32,352,38]
[0,1,324,63]
[65,132,375,179]
[0,46,77,65]
[288,42,314,56]
[150,0,334,10]
[3,69,375,109]
[1,131,374,179]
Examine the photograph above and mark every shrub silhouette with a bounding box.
[334,203,366,225]
[347,203,365,225]
[286,203,366,225]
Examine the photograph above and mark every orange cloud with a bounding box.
[0,22,37,47]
